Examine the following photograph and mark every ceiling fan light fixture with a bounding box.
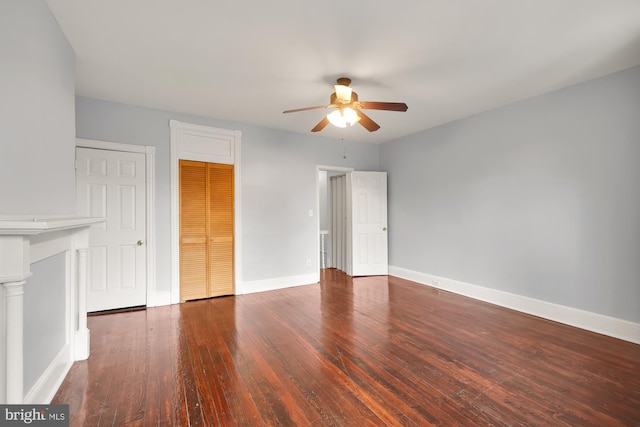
[327,107,360,128]
[327,110,347,128]
[343,107,360,125]
[334,84,352,103]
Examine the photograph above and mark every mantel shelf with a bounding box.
[0,217,104,235]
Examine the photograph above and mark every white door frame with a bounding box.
[169,120,242,303]
[316,165,353,276]
[75,138,157,306]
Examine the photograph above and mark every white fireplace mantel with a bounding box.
[0,217,103,235]
[0,216,103,404]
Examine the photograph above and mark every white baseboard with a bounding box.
[23,344,73,404]
[389,266,640,345]
[238,273,319,295]
[147,291,171,307]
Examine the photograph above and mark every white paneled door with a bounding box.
[349,171,388,276]
[76,147,147,312]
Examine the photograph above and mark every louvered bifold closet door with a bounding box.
[179,160,234,301]
[208,163,234,297]
[179,160,208,300]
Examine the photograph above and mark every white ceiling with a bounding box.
[45,0,640,143]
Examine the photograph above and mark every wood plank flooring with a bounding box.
[53,269,640,426]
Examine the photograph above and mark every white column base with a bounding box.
[74,329,90,361]
[3,280,26,404]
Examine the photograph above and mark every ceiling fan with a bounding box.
[283,77,408,132]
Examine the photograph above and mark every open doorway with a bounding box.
[317,166,389,278]
[317,166,352,275]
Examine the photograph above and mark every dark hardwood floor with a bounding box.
[53,269,640,426]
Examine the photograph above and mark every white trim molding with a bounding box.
[239,273,318,295]
[76,138,148,154]
[169,120,242,304]
[144,146,159,306]
[146,291,171,307]
[75,139,159,307]
[23,344,71,405]
[389,266,640,345]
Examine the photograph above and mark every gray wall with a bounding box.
[75,97,380,289]
[0,1,75,401]
[24,253,67,393]
[380,65,640,323]
[0,0,76,216]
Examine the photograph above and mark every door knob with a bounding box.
[137,240,144,246]
[383,227,387,231]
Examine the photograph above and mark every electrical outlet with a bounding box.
[306,258,311,266]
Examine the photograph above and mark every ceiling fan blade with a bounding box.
[283,105,329,114]
[311,117,330,132]
[359,101,408,112]
[356,110,380,132]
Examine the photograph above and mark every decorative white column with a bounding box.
[0,233,30,404]
[75,248,90,360]
[2,280,25,403]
